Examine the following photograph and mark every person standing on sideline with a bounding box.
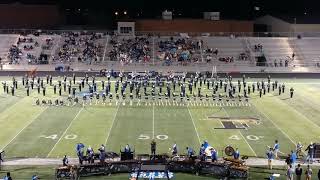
[286,164,294,180]
[151,139,156,159]
[305,142,314,164]
[305,165,312,180]
[274,140,280,159]
[267,147,274,170]
[233,148,240,160]
[62,155,69,166]
[290,150,297,168]
[295,164,302,180]
[296,142,303,158]
[3,172,12,180]
[290,87,294,98]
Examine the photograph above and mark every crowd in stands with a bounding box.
[55,32,104,64]
[273,58,290,67]
[42,38,54,50]
[156,37,202,65]
[108,36,151,64]
[254,44,263,52]
[8,45,22,64]
[2,33,320,68]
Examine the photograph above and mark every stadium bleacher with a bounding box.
[0,31,319,72]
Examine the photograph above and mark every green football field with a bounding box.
[0,76,319,159]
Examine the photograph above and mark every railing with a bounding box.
[1,28,320,38]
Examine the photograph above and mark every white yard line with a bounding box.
[152,104,155,139]
[283,94,320,129]
[104,104,121,145]
[46,107,84,157]
[2,107,48,150]
[187,106,201,145]
[253,104,307,155]
[102,35,109,62]
[221,107,257,157]
[239,130,257,157]
[251,102,297,146]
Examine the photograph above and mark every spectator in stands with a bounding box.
[109,36,151,64]
[8,45,22,64]
[254,44,263,52]
[292,53,295,60]
[285,59,289,67]
[206,55,212,63]
[213,48,218,56]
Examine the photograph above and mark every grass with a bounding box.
[0,76,320,178]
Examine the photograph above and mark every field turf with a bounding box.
[0,77,319,160]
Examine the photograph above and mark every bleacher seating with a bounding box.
[203,37,245,58]
[248,37,294,64]
[0,34,19,64]
[0,32,318,70]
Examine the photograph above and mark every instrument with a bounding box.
[225,146,235,156]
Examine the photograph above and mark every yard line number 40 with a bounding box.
[229,135,264,141]
[40,134,78,140]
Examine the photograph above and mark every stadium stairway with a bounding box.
[248,37,295,64]
[293,37,320,66]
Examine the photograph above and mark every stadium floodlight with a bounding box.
[115,12,119,16]
[124,11,127,15]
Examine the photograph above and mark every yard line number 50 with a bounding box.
[138,134,168,140]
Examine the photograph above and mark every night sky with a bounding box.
[1,0,318,25]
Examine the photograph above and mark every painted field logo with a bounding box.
[207,116,261,130]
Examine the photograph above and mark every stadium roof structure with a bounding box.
[257,14,320,25]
